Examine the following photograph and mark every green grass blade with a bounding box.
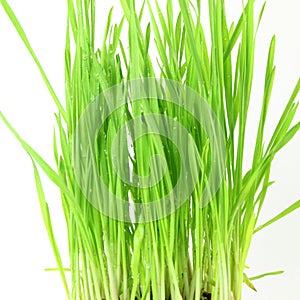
[255,1,266,35]
[249,270,284,281]
[243,273,257,292]
[0,112,70,196]
[0,112,93,257]
[267,78,300,153]
[0,0,66,120]
[254,200,300,233]
[252,36,276,167]
[223,5,245,61]
[31,160,70,299]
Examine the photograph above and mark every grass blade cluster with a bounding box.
[0,0,299,299]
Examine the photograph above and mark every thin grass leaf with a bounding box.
[223,4,246,61]
[31,160,70,299]
[0,0,66,120]
[0,111,94,260]
[243,273,257,292]
[267,78,300,153]
[249,270,284,281]
[254,200,300,233]
[255,1,266,35]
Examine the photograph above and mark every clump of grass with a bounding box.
[1,0,300,299]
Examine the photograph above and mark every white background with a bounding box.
[0,0,299,299]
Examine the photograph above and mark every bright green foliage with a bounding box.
[0,0,300,299]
